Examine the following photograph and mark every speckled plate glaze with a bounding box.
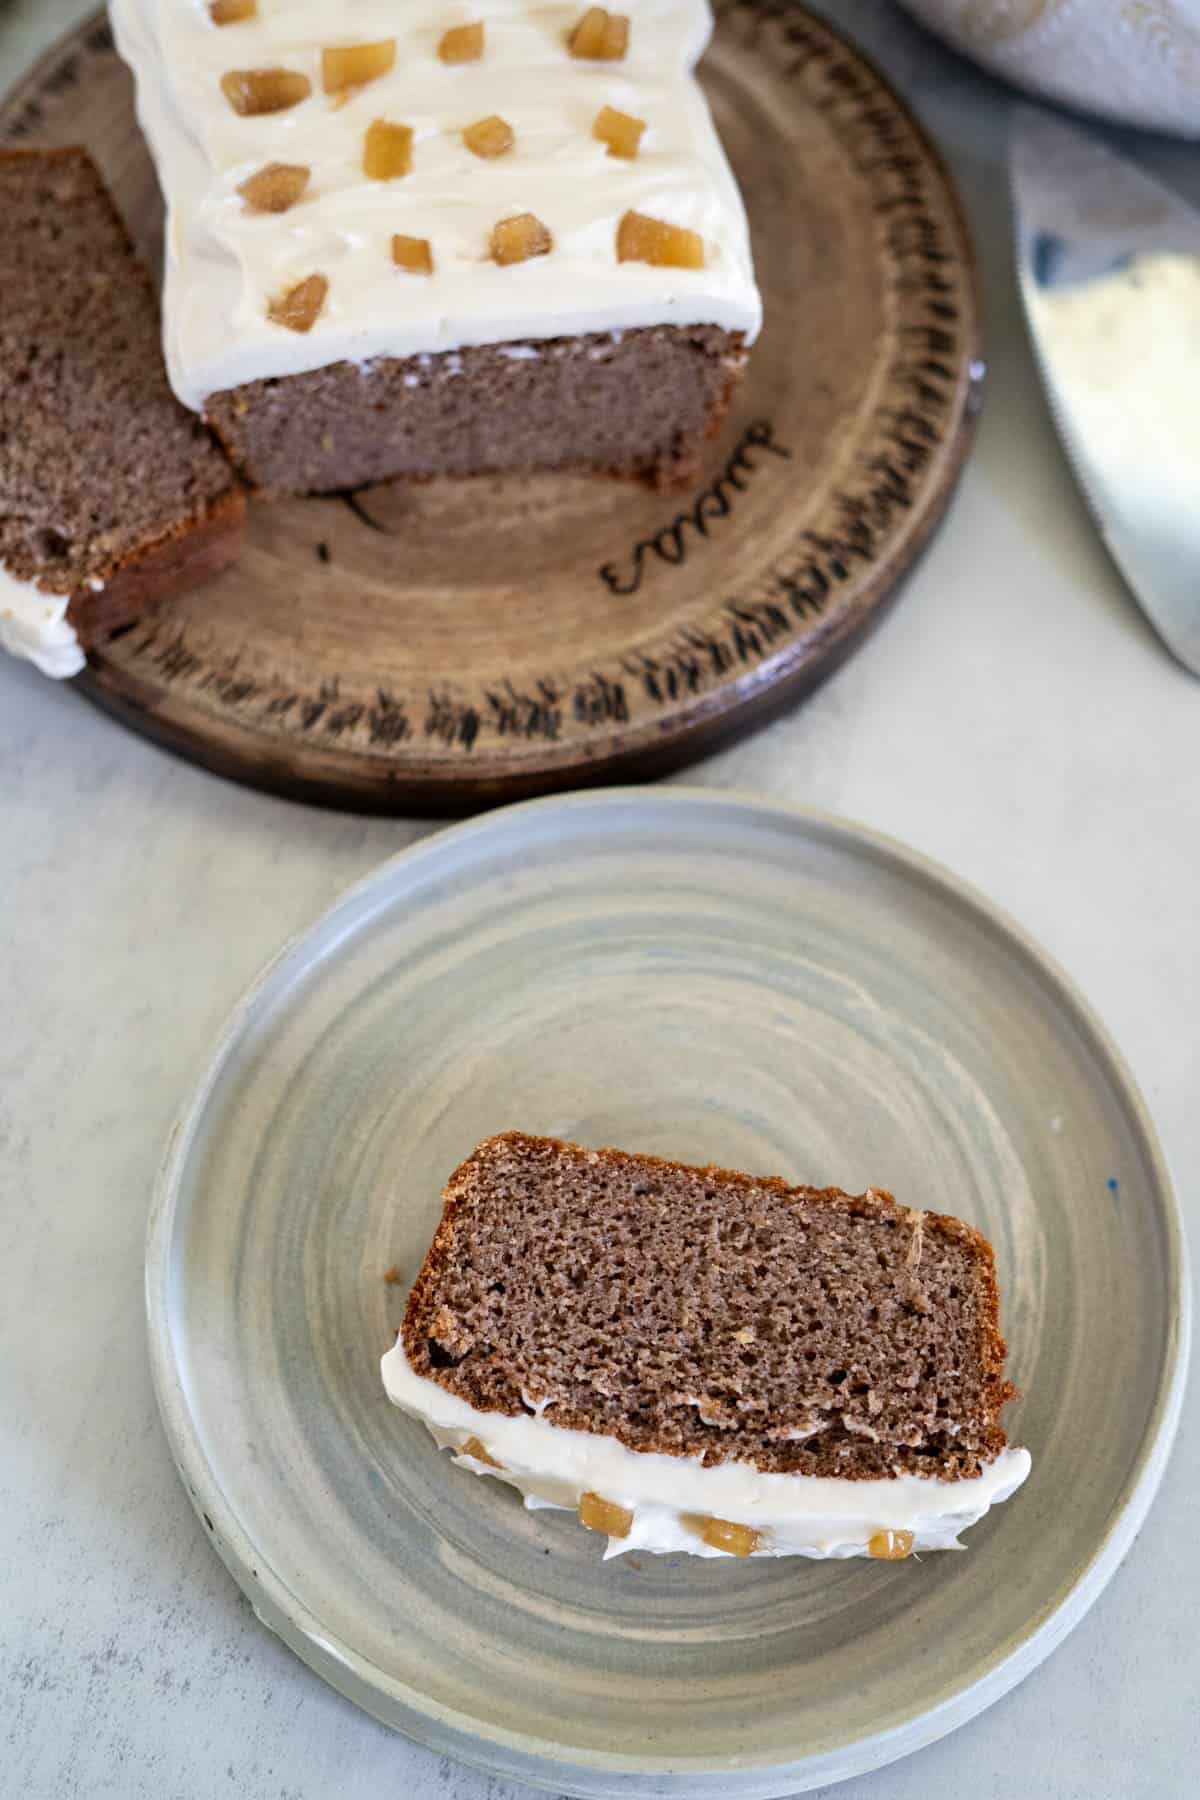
[146,790,1188,1797]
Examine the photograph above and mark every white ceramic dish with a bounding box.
[146,789,1188,1797]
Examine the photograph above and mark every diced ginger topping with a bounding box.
[364,119,413,180]
[490,212,552,266]
[460,1436,501,1469]
[593,105,645,159]
[463,114,514,159]
[210,0,257,23]
[578,1493,634,1539]
[439,22,484,63]
[237,162,310,213]
[392,233,434,275]
[568,7,629,59]
[691,1516,761,1557]
[221,69,312,116]
[617,209,704,269]
[868,1528,915,1561]
[322,40,396,95]
[267,273,328,333]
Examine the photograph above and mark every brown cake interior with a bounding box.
[0,147,243,648]
[205,325,748,499]
[403,1132,1018,1481]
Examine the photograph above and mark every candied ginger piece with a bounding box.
[568,7,629,59]
[210,0,256,22]
[221,69,312,116]
[237,162,310,213]
[364,120,413,180]
[868,1528,914,1560]
[689,1515,761,1556]
[463,115,514,159]
[490,213,552,265]
[617,209,704,269]
[593,105,645,159]
[392,234,434,275]
[439,22,484,63]
[322,40,396,95]
[459,1436,501,1468]
[578,1493,634,1539]
[268,273,328,333]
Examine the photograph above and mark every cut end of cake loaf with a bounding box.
[403,1132,1020,1483]
[0,147,244,667]
[204,326,749,499]
[112,0,761,499]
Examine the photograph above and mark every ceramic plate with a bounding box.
[146,791,1188,1796]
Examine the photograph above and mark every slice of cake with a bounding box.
[383,1133,1031,1560]
[0,148,244,680]
[110,2,761,497]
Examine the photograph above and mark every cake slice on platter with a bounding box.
[382,1132,1031,1560]
[0,148,244,680]
[110,1,762,496]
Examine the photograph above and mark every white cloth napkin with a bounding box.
[897,0,1200,138]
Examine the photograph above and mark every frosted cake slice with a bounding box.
[382,1133,1031,1560]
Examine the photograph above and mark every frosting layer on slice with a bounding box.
[0,564,85,679]
[381,1335,1032,1560]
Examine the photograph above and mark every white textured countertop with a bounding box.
[1,3,1196,1797]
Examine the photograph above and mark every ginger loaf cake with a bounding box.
[110,1,761,497]
[383,1132,1031,1560]
[0,148,244,680]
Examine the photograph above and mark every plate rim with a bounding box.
[145,786,1191,1796]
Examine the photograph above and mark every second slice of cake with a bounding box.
[383,1133,1031,1560]
[111,2,762,496]
[0,147,244,679]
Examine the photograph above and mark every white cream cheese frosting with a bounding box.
[0,563,85,679]
[110,0,763,411]
[381,1336,1032,1560]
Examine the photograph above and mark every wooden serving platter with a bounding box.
[1,3,981,813]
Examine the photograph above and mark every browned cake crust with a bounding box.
[0,146,244,653]
[404,1132,1018,1482]
[204,325,748,499]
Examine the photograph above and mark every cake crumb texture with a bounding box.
[404,1132,1019,1481]
[207,325,747,497]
